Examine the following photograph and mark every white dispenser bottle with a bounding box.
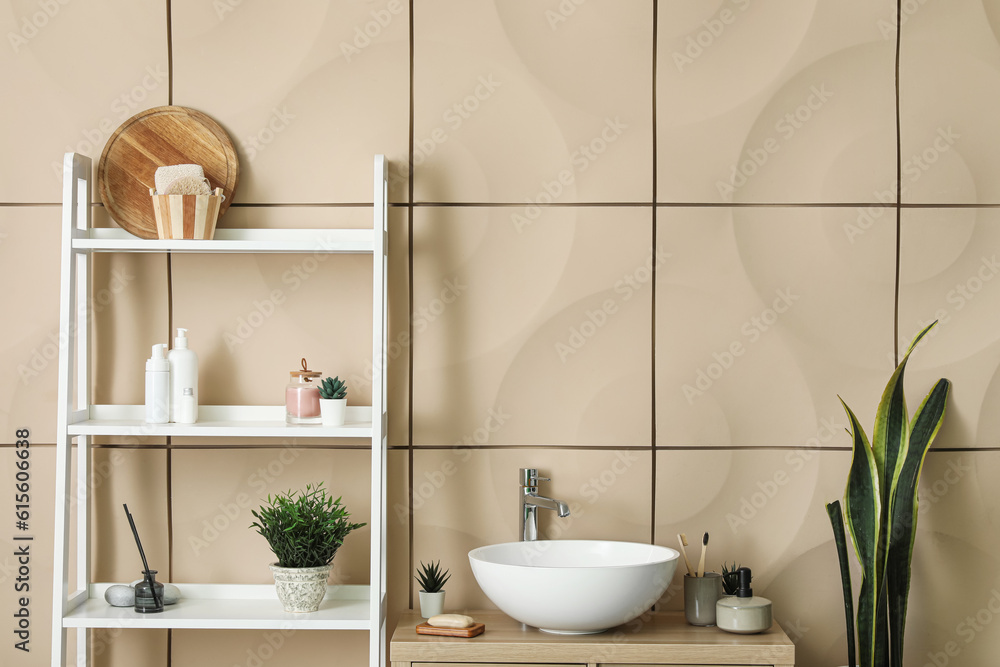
[145,344,170,424]
[168,328,198,423]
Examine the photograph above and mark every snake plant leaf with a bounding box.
[874,321,934,501]
[886,377,950,667]
[827,500,857,667]
[840,397,881,667]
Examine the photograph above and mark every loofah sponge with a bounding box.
[155,164,204,193]
[162,176,212,196]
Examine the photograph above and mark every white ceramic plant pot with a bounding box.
[418,590,445,618]
[320,398,347,426]
[269,563,331,613]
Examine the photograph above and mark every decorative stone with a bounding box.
[104,584,134,607]
[162,583,181,605]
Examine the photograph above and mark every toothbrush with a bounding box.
[677,533,695,577]
[697,532,709,577]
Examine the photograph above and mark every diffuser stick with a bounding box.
[697,532,709,577]
[123,504,161,609]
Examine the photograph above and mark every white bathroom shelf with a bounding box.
[52,154,390,667]
[72,227,378,253]
[67,405,377,438]
[63,584,374,630]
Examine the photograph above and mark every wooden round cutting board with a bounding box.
[98,106,239,239]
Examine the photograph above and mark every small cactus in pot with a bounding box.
[415,560,451,619]
[319,376,347,400]
[318,376,347,426]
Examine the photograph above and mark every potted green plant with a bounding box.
[415,560,451,618]
[319,376,348,426]
[251,483,365,612]
[721,561,743,596]
[826,322,950,667]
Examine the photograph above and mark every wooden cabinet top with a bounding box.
[390,610,795,665]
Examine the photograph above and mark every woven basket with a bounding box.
[150,187,224,240]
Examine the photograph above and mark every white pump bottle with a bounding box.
[168,328,198,423]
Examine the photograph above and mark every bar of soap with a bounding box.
[427,614,474,629]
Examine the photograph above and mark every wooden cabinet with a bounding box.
[390,610,794,667]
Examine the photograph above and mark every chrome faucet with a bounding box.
[519,468,570,541]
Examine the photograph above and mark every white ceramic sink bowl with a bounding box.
[469,540,679,634]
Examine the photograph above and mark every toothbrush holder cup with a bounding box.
[684,572,723,626]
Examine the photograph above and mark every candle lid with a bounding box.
[290,357,322,379]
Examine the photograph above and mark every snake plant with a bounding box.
[319,376,347,400]
[827,321,950,667]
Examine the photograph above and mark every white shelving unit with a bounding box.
[51,153,389,667]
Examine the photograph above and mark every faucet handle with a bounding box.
[519,468,549,486]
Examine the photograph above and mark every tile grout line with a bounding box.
[893,0,903,365]
[9,201,1000,209]
[7,442,993,452]
[649,0,658,548]
[165,1,174,661]
[407,0,416,613]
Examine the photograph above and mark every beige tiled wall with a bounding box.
[2,1,999,667]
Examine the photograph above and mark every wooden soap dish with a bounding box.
[416,622,485,638]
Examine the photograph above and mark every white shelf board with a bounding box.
[68,405,373,438]
[64,584,372,630]
[72,228,374,254]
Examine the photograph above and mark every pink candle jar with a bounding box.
[286,358,322,425]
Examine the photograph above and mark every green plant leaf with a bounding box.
[249,482,365,568]
[827,501,857,667]
[886,378,950,667]
[414,560,451,593]
[841,397,881,667]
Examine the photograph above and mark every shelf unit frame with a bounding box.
[51,153,389,667]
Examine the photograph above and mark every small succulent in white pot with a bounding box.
[319,376,348,426]
[415,560,451,619]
